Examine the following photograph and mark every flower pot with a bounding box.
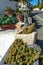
[1,24,16,30]
[5,10,15,17]
[15,32,37,45]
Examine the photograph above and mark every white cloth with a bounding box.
[0,30,17,61]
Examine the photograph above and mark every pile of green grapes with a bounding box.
[4,39,40,65]
[19,23,36,34]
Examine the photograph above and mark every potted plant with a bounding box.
[0,16,18,30]
[15,23,37,45]
[3,39,41,65]
[4,7,15,17]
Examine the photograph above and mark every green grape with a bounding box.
[4,39,41,65]
[19,23,35,34]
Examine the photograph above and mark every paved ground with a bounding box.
[37,12,43,18]
[32,11,43,54]
[32,10,43,18]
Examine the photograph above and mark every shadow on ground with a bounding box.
[32,11,43,16]
[36,39,43,55]
[32,17,43,29]
[32,16,43,55]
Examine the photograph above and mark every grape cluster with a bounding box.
[4,39,40,65]
[19,23,36,34]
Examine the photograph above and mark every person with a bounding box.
[16,14,24,31]
[16,14,22,31]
